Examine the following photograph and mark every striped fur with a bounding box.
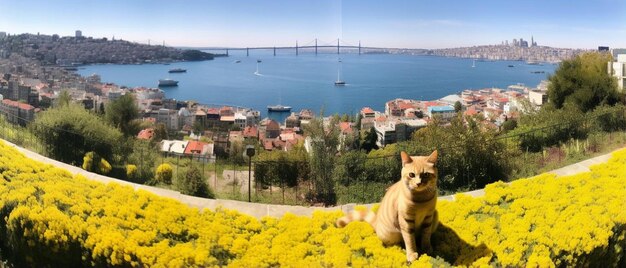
[336,150,439,263]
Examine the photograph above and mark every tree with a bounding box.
[361,127,379,152]
[55,90,71,107]
[454,101,463,113]
[410,114,508,191]
[32,104,123,165]
[548,52,620,112]
[304,116,340,205]
[177,166,214,198]
[105,93,139,136]
[153,123,169,141]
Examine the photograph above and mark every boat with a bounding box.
[530,71,545,74]
[234,60,241,63]
[334,58,346,86]
[158,79,179,87]
[267,105,292,112]
[254,60,261,75]
[168,68,187,73]
[508,65,515,67]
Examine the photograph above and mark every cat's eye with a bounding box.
[408,172,416,178]
[420,172,430,179]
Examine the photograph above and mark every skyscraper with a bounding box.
[75,30,82,38]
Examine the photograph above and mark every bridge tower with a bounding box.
[315,38,318,55]
[246,47,249,57]
[273,46,276,56]
[359,41,361,55]
[296,41,298,56]
[337,39,340,54]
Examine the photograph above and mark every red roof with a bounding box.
[375,116,387,122]
[137,128,154,140]
[184,141,208,155]
[2,99,34,110]
[339,122,353,134]
[361,107,374,114]
[243,126,258,138]
[399,102,414,110]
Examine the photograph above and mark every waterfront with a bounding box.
[78,51,556,117]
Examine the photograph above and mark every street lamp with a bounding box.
[244,145,256,202]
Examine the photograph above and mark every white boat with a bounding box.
[334,58,345,86]
[267,105,292,112]
[254,60,260,75]
[158,79,178,87]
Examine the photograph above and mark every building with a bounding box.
[0,99,35,126]
[75,30,82,38]
[529,90,548,106]
[374,121,396,148]
[160,140,188,155]
[183,140,214,160]
[427,106,456,119]
[608,53,626,91]
[156,108,179,130]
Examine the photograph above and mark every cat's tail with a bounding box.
[336,208,376,228]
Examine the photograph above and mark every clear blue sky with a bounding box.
[1,0,624,49]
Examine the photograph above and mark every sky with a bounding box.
[0,0,625,49]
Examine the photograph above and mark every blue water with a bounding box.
[78,51,555,119]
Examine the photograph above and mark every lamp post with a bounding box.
[245,145,256,202]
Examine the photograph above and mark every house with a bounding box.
[243,126,259,140]
[360,107,375,118]
[184,140,214,158]
[137,128,154,140]
[265,120,280,139]
[160,140,188,155]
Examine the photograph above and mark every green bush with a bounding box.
[176,166,214,198]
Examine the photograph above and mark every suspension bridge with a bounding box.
[199,39,393,56]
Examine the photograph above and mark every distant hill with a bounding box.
[0,33,216,65]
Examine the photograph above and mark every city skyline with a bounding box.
[0,0,625,49]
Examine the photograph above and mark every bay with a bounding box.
[78,51,556,120]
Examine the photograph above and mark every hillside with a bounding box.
[0,140,624,267]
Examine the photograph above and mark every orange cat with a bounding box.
[337,150,439,263]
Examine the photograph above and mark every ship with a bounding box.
[334,58,346,86]
[168,68,187,73]
[267,105,292,112]
[158,79,179,87]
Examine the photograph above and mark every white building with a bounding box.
[156,108,179,130]
[529,90,548,106]
[160,140,188,155]
[374,121,396,148]
[234,112,247,130]
[608,53,626,92]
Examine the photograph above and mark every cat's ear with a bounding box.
[427,150,438,164]
[401,151,412,165]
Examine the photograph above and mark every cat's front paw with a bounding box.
[406,252,418,263]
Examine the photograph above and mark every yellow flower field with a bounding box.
[0,141,624,267]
